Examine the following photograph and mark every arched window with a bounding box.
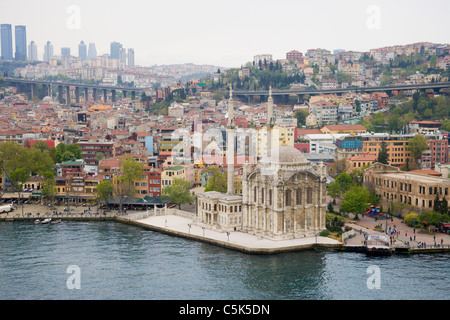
[285,189,292,206]
[254,186,257,202]
[296,189,302,205]
[269,189,272,206]
[261,188,265,204]
[307,187,312,204]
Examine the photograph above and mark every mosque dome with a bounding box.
[260,144,309,165]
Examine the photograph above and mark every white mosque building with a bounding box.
[196,86,328,239]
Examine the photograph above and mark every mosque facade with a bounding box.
[196,86,327,239]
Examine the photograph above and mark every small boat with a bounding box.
[41,218,52,224]
[34,219,40,224]
[50,219,61,224]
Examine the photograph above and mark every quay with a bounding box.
[2,204,450,255]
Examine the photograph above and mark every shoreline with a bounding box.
[2,208,450,255]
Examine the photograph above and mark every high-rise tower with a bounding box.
[88,43,97,59]
[43,41,54,62]
[78,41,87,60]
[1,24,13,60]
[14,25,27,61]
[28,41,38,61]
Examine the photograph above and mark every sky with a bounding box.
[1,0,449,68]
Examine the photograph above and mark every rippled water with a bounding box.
[0,221,449,300]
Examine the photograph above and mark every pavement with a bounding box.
[124,214,342,253]
[343,212,450,249]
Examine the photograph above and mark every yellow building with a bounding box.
[161,165,185,189]
[320,124,367,135]
[256,125,295,158]
[363,140,413,167]
[89,104,112,112]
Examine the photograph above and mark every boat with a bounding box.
[34,219,40,224]
[41,218,52,224]
[50,219,61,224]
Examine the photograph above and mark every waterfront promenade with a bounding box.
[117,213,342,254]
[343,213,450,252]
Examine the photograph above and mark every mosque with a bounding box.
[196,86,328,240]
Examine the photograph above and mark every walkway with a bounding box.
[119,214,342,254]
[343,213,450,251]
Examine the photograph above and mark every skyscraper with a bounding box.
[28,41,38,61]
[78,40,87,60]
[119,47,127,66]
[110,41,122,59]
[14,25,27,61]
[88,43,97,59]
[1,24,13,61]
[127,48,135,67]
[43,41,54,62]
[61,47,71,56]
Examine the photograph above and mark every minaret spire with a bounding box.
[227,84,235,195]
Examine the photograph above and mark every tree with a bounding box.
[115,156,144,214]
[294,110,309,127]
[161,178,194,209]
[340,186,370,219]
[96,180,114,202]
[408,134,429,163]
[377,141,389,164]
[335,172,353,194]
[433,193,441,213]
[204,167,227,193]
[41,170,56,205]
[326,181,341,201]
[440,197,448,215]
[10,168,29,215]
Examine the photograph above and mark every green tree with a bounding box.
[115,156,144,214]
[335,172,353,194]
[340,186,370,219]
[41,170,56,205]
[327,181,341,201]
[10,168,29,215]
[161,178,194,209]
[294,110,309,127]
[96,180,114,202]
[204,167,227,193]
[408,134,429,161]
[377,141,389,164]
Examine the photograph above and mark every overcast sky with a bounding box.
[1,0,449,68]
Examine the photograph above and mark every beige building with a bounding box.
[364,163,450,210]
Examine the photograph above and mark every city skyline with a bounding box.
[0,0,449,68]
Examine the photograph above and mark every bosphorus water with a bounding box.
[1,221,449,300]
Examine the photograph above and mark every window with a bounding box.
[285,190,291,207]
[307,187,312,204]
[269,189,272,206]
[261,188,265,204]
[296,189,302,205]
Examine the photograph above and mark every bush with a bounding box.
[320,229,331,237]
[404,213,419,227]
